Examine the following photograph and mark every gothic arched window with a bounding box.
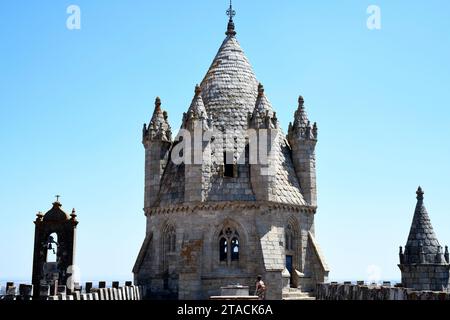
[219,227,240,265]
[164,225,176,253]
[285,224,294,251]
[162,224,176,272]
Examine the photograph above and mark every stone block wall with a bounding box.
[134,202,327,300]
[400,264,450,291]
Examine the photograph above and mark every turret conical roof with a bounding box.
[199,34,258,131]
[404,187,443,264]
[145,97,172,142]
[156,15,306,207]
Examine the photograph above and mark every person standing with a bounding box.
[254,275,266,300]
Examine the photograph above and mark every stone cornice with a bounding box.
[144,201,317,216]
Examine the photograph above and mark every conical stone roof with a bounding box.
[155,20,306,207]
[146,97,172,142]
[293,96,309,129]
[199,35,259,131]
[404,187,443,264]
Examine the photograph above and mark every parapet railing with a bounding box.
[316,282,450,300]
[0,281,145,301]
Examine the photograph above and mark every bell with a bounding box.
[47,243,53,251]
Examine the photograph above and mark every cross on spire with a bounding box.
[55,195,61,203]
[226,0,236,21]
[225,0,237,36]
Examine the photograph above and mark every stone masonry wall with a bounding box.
[400,264,450,291]
[134,202,326,299]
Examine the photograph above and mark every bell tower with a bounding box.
[31,197,78,297]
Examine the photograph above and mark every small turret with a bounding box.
[248,84,277,129]
[288,96,317,141]
[247,83,280,202]
[143,97,172,145]
[398,187,450,291]
[182,85,211,131]
[288,96,318,206]
[143,97,173,208]
[182,85,213,203]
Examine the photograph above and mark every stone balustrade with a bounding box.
[0,281,144,301]
[316,282,450,300]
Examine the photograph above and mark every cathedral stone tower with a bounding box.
[398,187,450,291]
[133,6,329,300]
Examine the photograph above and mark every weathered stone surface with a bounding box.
[317,283,450,300]
[133,15,327,300]
[398,187,450,291]
[220,285,249,296]
[31,201,78,298]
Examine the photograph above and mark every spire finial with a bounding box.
[195,84,201,96]
[70,208,77,220]
[55,195,60,203]
[416,186,424,201]
[226,0,236,36]
[258,83,264,97]
[298,96,305,107]
[155,97,161,111]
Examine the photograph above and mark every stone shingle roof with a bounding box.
[404,187,443,264]
[182,85,210,130]
[273,137,305,205]
[289,96,317,141]
[145,97,172,142]
[292,96,309,130]
[155,27,306,207]
[249,84,276,129]
[199,35,258,131]
[188,86,207,119]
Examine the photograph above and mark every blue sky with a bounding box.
[0,0,449,283]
